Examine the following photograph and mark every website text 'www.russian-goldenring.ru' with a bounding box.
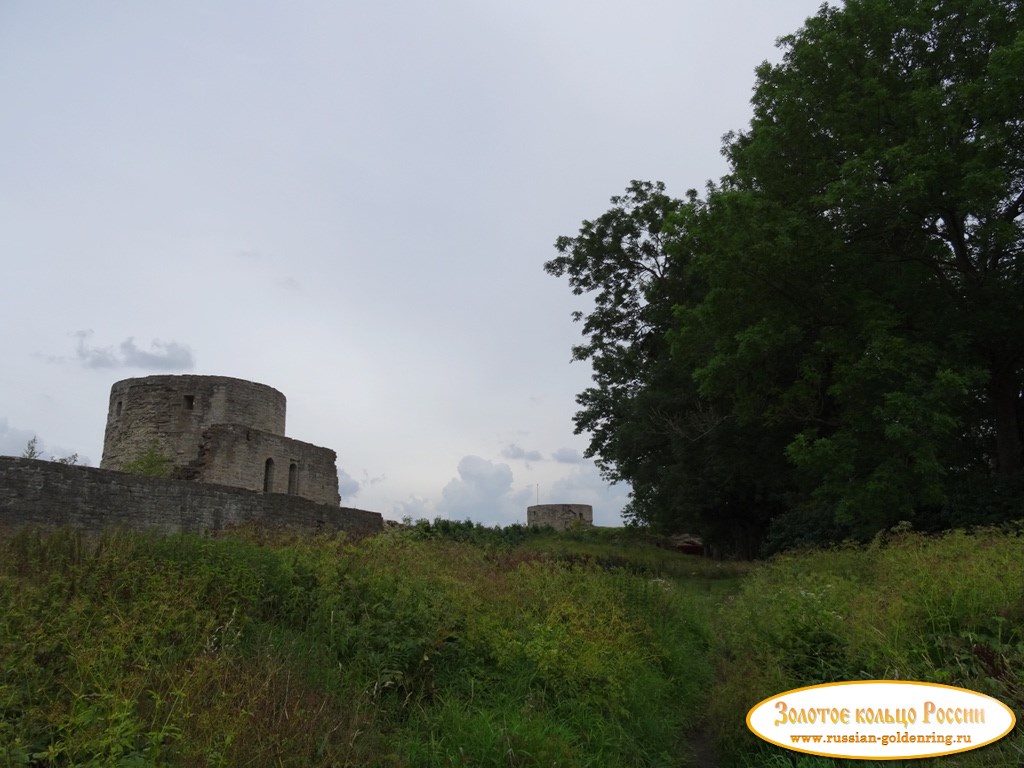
[789,732,972,747]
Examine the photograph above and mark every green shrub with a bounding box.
[120,444,173,478]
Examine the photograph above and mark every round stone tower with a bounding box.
[101,375,287,472]
[527,504,594,531]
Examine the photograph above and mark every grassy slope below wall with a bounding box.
[0,524,734,767]
[0,523,1021,767]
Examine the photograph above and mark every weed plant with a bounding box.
[709,525,1024,767]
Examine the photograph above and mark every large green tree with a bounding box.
[543,181,692,523]
[710,0,1024,542]
[549,0,1024,553]
[547,183,793,553]
[726,0,1024,476]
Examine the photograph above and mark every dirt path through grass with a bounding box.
[687,723,720,768]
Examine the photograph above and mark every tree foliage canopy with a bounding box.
[548,0,1024,555]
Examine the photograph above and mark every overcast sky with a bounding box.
[1,0,824,526]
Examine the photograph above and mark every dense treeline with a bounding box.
[547,0,1024,556]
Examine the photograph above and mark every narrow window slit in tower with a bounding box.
[288,462,298,495]
[184,395,195,410]
[115,401,122,418]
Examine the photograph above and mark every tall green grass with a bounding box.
[10,521,1014,767]
[0,524,719,767]
[709,525,1024,767]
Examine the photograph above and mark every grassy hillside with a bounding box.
[0,522,1020,767]
[708,524,1024,767]
[0,524,734,767]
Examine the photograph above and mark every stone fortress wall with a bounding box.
[101,375,340,506]
[0,457,382,537]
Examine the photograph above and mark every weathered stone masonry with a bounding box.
[527,504,594,531]
[102,375,340,505]
[0,457,382,537]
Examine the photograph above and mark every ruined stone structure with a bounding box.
[0,375,383,537]
[0,457,382,537]
[527,503,594,531]
[101,375,340,505]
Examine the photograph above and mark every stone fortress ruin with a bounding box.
[101,375,342,505]
[527,503,594,531]
[1,374,383,538]
[2,374,597,537]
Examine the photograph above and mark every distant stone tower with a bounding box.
[101,375,341,505]
[527,504,594,531]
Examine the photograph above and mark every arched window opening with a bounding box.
[263,458,275,493]
[115,401,123,418]
[288,462,298,495]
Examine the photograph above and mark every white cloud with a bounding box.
[436,455,533,525]
[338,467,360,500]
[71,331,118,368]
[501,443,544,462]
[551,446,585,464]
[72,331,195,371]
[119,338,195,370]
[0,418,37,457]
[392,495,434,522]
[362,470,386,487]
